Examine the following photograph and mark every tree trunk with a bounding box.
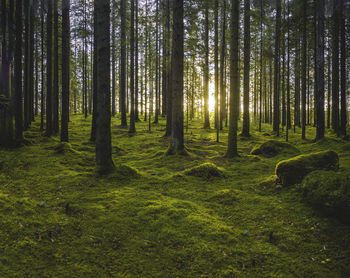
[95,0,114,174]
[220,0,226,131]
[340,0,346,136]
[46,0,53,137]
[332,0,340,136]
[129,0,136,133]
[242,0,250,136]
[301,0,307,139]
[168,0,184,154]
[226,0,239,158]
[120,0,127,126]
[61,0,70,142]
[214,0,219,133]
[203,0,210,129]
[15,0,23,141]
[53,0,59,133]
[273,0,281,135]
[315,0,325,141]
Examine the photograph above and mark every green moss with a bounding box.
[301,170,350,222]
[53,142,79,155]
[183,162,224,179]
[0,116,350,277]
[251,140,300,157]
[107,164,141,180]
[276,150,339,186]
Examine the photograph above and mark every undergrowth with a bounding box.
[0,115,349,277]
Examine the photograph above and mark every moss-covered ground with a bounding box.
[0,114,350,277]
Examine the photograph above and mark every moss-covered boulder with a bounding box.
[183,162,224,180]
[275,150,339,186]
[301,170,350,223]
[250,140,299,157]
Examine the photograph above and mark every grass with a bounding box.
[0,114,350,277]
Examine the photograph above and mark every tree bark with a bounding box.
[203,0,210,129]
[120,0,127,126]
[226,0,239,158]
[168,0,184,154]
[242,0,250,136]
[95,0,114,174]
[61,0,70,142]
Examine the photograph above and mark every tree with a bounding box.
[120,0,127,127]
[340,0,346,136]
[168,0,184,154]
[61,0,70,142]
[203,0,210,129]
[273,0,281,136]
[332,0,340,136]
[95,0,114,173]
[129,0,136,133]
[46,0,53,137]
[315,0,325,141]
[242,0,250,137]
[135,0,140,121]
[219,0,226,131]
[14,0,23,142]
[301,0,306,139]
[226,0,239,158]
[53,0,59,133]
[214,0,219,135]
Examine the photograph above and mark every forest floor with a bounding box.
[0,115,350,277]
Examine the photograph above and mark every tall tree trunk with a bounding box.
[332,0,340,136]
[61,0,70,142]
[301,0,307,139]
[226,0,239,158]
[203,0,210,129]
[259,0,263,132]
[214,0,219,133]
[273,0,281,135]
[129,0,136,133]
[111,2,116,117]
[294,36,300,129]
[315,0,325,141]
[15,0,23,141]
[40,0,45,131]
[340,0,346,136]
[95,0,114,174]
[120,0,127,126]
[242,0,250,136]
[24,0,30,130]
[154,0,159,124]
[46,0,53,137]
[53,0,59,133]
[168,0,184,154]
[327,44,331,129]
[220,0,226,131]
[165,0,172,136]
[135,0,140,121]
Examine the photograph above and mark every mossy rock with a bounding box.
[301,170,350,224]
[183,162,224,180]
[275,150,339,187]
[250,140,299,157]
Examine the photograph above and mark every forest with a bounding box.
[0,0,350,276]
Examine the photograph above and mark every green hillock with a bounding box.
[275,150,339,186]
[301,170,350,223]
[251,140,300,157]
